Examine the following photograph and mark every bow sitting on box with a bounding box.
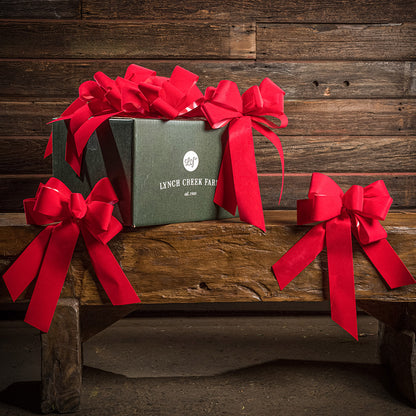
[2,178,140,332]
[45,65,287,231]
[202,78,287,231]
[272,172,415,339]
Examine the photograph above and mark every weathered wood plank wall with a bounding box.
[0,0,415,212]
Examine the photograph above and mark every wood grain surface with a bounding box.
[1,99,414,136]
[0,21,256,59]
[41,298,82,413]
[257,23,416,60]
[1,61,414,100]
[0,211,415,305]
[81,0,416,23]
[0,0,81,19]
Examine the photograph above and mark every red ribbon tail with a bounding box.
[229,117,265,231]
[45,133,53,158]
[326,217,358,340]
[82,228,140,305]
[272,223,326,290]
[252,122,285,205]
[361,238,415,288]
[214,137,238,216]
[65,128,82,176]
[3,227,53,301]
[25,222,79,332]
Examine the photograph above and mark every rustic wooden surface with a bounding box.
[0,0,414,213]
[81,0,416,23]
[257,23,416,60]
[4,99,414,136]
[1,61,415,100]
[41,298,82,413]
[1,211,415,306]
[0,22,256,59]
[3,0,415,23]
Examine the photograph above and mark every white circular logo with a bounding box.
[183,150,199,172]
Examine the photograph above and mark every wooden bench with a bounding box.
[1,210,416,412]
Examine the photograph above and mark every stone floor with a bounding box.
[0,313,415,415]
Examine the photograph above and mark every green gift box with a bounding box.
[52,118,232,227]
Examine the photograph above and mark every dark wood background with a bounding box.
[0,0,415,212]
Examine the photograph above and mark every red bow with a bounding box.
[2,178,140,332]
[201,78,287,231]
[45,65,204,175]
[272,173,415,339]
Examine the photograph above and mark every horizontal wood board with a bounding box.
[1,99,414,136]
[0,61,414,100]
[81,0,416,23]
[257,23,416,61]
[0,22,415,61]
[0,0,81,19]
[0,211,415,305]
[0,22,256,59]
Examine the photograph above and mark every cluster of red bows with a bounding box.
[272,173,415,339]
[46,65,287,231]
[3,178,140,332]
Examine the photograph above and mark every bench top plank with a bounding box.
[1,211,415,305]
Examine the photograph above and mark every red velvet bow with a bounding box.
[201,78,287,231]
[272,173,415,339]
[2,178,140,332]
[45,65,204,175]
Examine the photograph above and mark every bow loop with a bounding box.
[83,201,120,243]
[361,180,393,220]
[206,80,243,114]
[297,195,343,225]
[94,72,122,111]
[258,78,285,114]
[24,178,73,224]
[79,80,105,101]
[352,213,387,245]
[297,173,344,225]
[124,64,156,83]
[242,85,263,115]
[241,78,287,129]
[308,172,344,199]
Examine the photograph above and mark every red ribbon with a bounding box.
[201,78,287,231]
[2,178,140,332]
[45,65,204,175]
[272,173,415,339]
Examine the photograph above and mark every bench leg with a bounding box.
[41,298,82,413]
[379,322,416,407]
[358,300,416,407]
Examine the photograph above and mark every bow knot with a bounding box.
[69,193,87,220]
[46,65,204,176]
[342,185,364,213]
